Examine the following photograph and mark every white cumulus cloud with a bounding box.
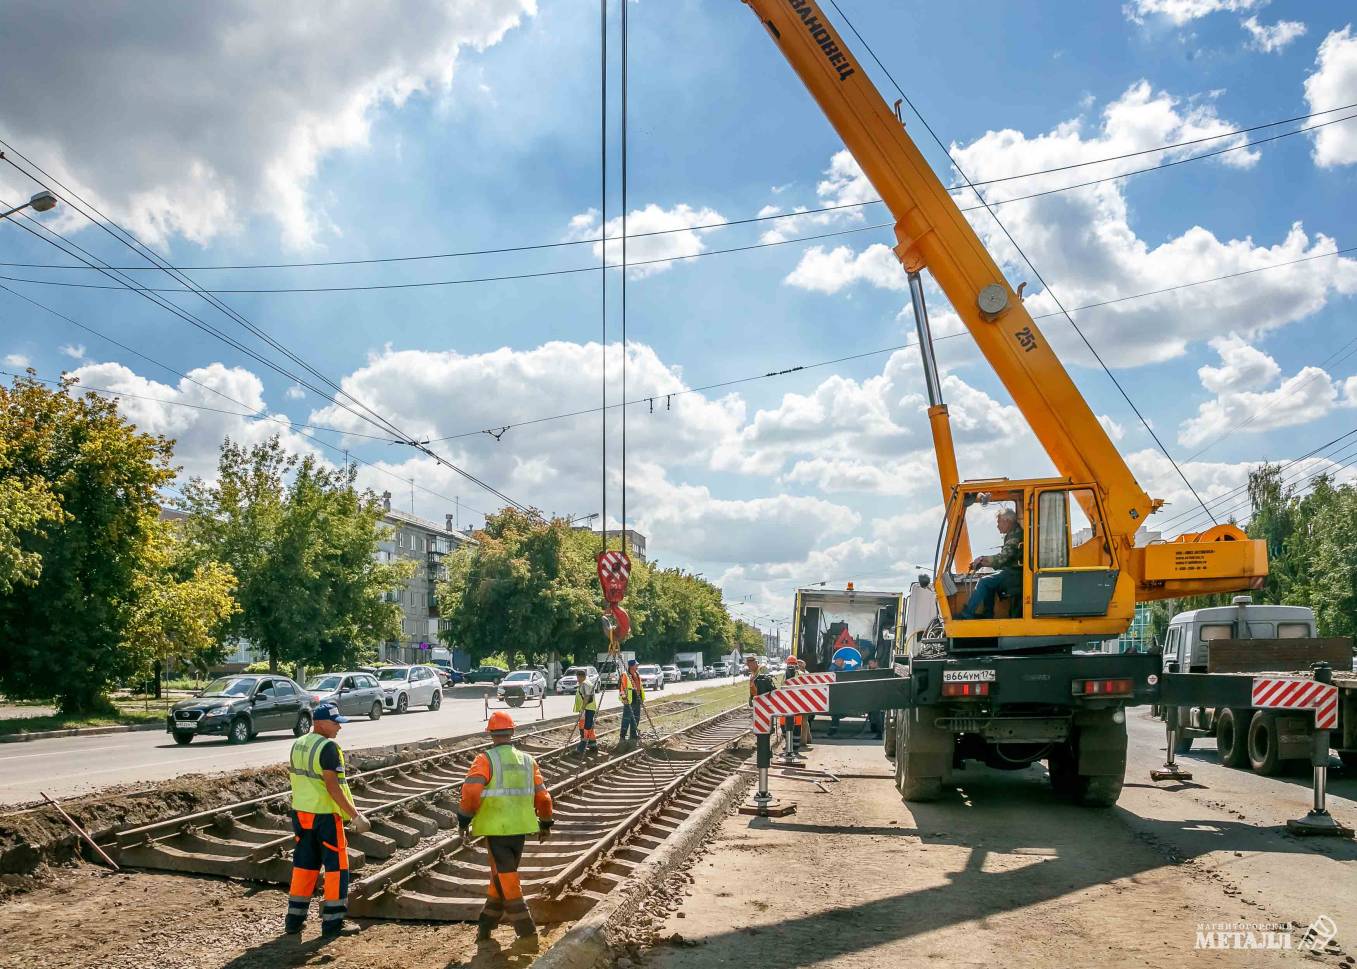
[1241,15,1307,53]
[565,203,726,278]
[1177,336,1353,448]
[1304,27,1357,167]
[1124,0,1262,27]
[3,354,30,369]
[785,243,905,293]
[0,0,536,249]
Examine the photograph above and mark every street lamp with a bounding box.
[0,190,58,221]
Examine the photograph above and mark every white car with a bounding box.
[376,665,443,713]
[556,666,599,695]
[637,664,666,692]
[661,664,681,683]
[497,670,548,706]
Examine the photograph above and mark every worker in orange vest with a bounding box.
[457,711,554,947]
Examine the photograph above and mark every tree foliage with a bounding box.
[124,524,239,680]
[0,374,175,713]
[437,509,739,666]
[178,437,412,672]
[1148,464,1357,642]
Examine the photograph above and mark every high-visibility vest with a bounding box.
[620,670,645,703]
[471,745,541,836]
[574,686,599,713]
[289,733,352,815]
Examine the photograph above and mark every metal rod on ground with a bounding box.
[41,791,119,871]
[1286,664,1354,838]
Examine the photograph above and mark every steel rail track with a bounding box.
[103,694,741,884]
[346,709,752,922]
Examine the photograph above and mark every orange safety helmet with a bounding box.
[487,711,516,733]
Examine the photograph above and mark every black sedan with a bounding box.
[167,674,312,745]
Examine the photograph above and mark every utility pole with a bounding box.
[455,496,460,531]
[410,479,415,516]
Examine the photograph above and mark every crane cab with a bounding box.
[936,478,1137,650]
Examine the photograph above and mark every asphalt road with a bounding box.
[0,675,737,806]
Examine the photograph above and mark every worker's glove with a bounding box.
[456,811,473,836]
[348,813,371,834]
[538,818,554,843]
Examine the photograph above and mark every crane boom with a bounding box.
[742,0,1266,633]
[743,0,1149,532]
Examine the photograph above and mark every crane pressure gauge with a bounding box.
[977,284,1009,320]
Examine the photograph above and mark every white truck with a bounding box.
[1161,598,1356,775]
[596,650,637,689]
[674,651,703,681]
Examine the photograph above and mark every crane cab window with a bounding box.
[944,494,1024,621]
[1277,622,1310,639]
[1199,623,1233,642]
[1031,487,1118,618]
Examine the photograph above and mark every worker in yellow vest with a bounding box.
[574,676,600,754]
[457,711,555,947]
[284,703,370,939]
[618,658,645,745]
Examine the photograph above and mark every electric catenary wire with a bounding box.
[600,0,609,553]
[8,109,1349,296]
[4,101,1353,272]
[0,149,537,518]
[827,0,1218,524]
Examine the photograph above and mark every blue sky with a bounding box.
[1,0,1354,626]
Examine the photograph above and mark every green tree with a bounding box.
[0,374,175,713]
[124,525,239,689]
[178,437,411,672]
[733,620,765,654]
[0,401,65,593]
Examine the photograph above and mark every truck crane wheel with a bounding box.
[1340,752,1357,773]
[1214,707,1250,769]
[1246,711,1283,775]
[1047,714,1127,807]
[894,706,947,802]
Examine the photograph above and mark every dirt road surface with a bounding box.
[637,710,1356,969]
[2,709,1354,968]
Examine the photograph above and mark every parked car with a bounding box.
[376,665,443,713]
[637,664,666,692]
[555,665,599,695]
[167,675,312,746]
[464,665,509,685]
[497,670,548,706]
[661,664,681,683]
[711,662,730,677]
[431,660,466,686]
[304,671,385,720]
[699,666,715,679]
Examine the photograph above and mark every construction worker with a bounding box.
[618,658,645,744]
[574,674,599,754]
[744,655,761,703]
[284,702,369,939]
[782,656,806,749]
[866,657,884,738]
[457,711,554,946]
[796,658,814,749]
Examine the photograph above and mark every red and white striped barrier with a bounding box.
[752,685,830,734]
[1252,677,1339,730]
[787,672,836,686]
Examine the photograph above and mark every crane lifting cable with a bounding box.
[596,0,632,649]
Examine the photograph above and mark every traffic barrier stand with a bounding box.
[483,692,546,722]
[1150,702,1193,783]
[741,686,830,817]
[1275,665,1353,838]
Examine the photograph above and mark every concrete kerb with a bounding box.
[0,722,164,743]
[534,763,753,969]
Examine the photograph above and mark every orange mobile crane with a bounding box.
[741,0,1273,807]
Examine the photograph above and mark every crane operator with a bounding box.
[957,507,1023,620]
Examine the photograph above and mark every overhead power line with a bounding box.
[3,100,1353,273]
[1,146,537,518]
[6,109,1351,297]
[827,0,1217,521]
